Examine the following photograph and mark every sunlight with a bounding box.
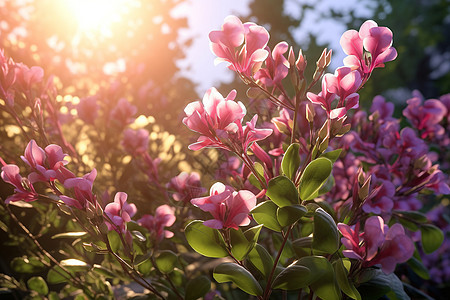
[64,0,127,33]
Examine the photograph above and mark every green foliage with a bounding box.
[184,220,228,258]
[185,276,211,300]
[298,157,333,200]
[230,225,262,261]
[213,262,263,296]
[272,264,311,290]
[312,208,339,254]
[251,201,282,232]
[11,256,45,274]
[296,256,341,300]
[281,143,301,180]
[334,258,361,300]
[276,204,307,227]
[247,244,274,278]
[266,175,299,207]
[155,250,178,274]
[27,276,49,295]
[358,271,409,300]
[420,224,444,254]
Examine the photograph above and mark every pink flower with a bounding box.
[0,49,17,107]
[209,15,269,77]
[183,87,272,153]
[77,96,99,125]
[20,140,68,183]
[338,216,415,274]
[110,98,137,127]
[14,64,44,92]
[191,182,257,230]
[254,42,290,88]
[166,172,206,204]
[1,164,39,204]
[121,128,149,156]
[307,67,361,119]
[138,205,176,241]
[105,192,137,233]
[63,169,97,209]
[340,20,397,81]
[403,91,447,140]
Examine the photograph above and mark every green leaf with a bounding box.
[296,256,340,300]
[185,275,211,300]
[358,270,409,300]
[272,264,311,290]
[213,262,263,296]
[107,230,121,252]
[137,259,153,276]
[272,233,295,264]
[155,250,178,274]
[298,157,333,200]
[333,258,361,300]
[11,257,45,274]
[230,225,262,261]
[319,149,342,163]
[251,201,282,232]
[60,259,90,272]
[312,208,339,254]
[27,276,48,295]
[317,174,335,196]
[281,143,301,179]
[292,237,313,257]
[395,211,428,223]
[47,266,72,284]
[51,232,87,239]
[266,176,299,207]
[92,264,115,279]
[407,257,430,280]
[420,224,444,254]
[248,162,266,189]
[247,244,274,278]
[277,205,307,227]
[184,220,228,258]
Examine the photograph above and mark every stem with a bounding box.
[291,92,302,144]
[240,151,267,190]
[263,225,294,300]
[1,201,94,299]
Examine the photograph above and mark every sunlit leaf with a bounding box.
[272,264,311,290]
[266,175,299,207]
[213,262,263,296]
[155,250,178,274]
[51,232,87,239]
[420,224,444,254]
[184,220,228,258]
[247,244,273,278]
[333,258,361,300]
[11,257,45,274]
[251,201,282,232]
[277,204,307,227]
[298,157,333,200]
[312,208,339,254]
[281,143,301,180]
[27,276,48,295]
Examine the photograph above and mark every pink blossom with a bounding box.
[20,140,68,183]
[362,179,395,214]
[138,205,176,241]
[14,64,44,92]
[403,91,447,140]
[0,49,17,107]
[166,172,207,204]
[63,169,97,209]
[338,216,414,273]
[307,67,361,119]
[191,182,256,230]
[110,98,137,127]
[340,20,397,81]
[209,15,269,77]
[121,128,149,156]
[1,164,38,203]
[77,96,99,125]
[183,88,272,153]
[254,42,290,88]
[105,192,137,233]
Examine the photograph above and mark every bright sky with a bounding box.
[174,0,376,94]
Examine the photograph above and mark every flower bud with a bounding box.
[296,49,307,74]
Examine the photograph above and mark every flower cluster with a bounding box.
[338,216,415,274]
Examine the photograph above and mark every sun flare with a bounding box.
[64,0,128,33]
